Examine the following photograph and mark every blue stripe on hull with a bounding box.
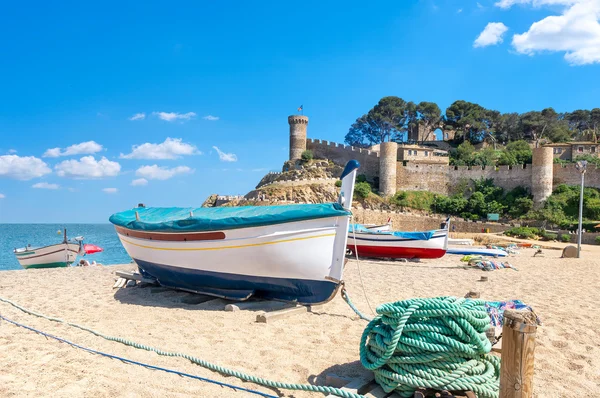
[134,259,339,305]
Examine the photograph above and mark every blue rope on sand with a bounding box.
[0,314,278,398]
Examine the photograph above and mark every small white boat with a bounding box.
[448,238,474,246]
[364,219,392,232]
[347,221,449,259]
[14,230,83,269]
[109,160,359,304]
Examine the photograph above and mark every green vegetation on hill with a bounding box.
[384,178,532,221]
[538,184,600,227]
[449,140,532,167]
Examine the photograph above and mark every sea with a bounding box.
[0,224,131,271]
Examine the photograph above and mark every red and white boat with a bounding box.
[347,221,449,259]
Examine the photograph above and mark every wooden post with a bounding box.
[499,309,538,398]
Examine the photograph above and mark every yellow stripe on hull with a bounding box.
[119,233,335,252]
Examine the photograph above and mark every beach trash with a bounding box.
[480,276,488,282]
[562,245,577,258]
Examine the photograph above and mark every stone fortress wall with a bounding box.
[288,114,600,207]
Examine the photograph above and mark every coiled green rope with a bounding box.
[359,296,500,398]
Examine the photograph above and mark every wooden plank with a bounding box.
[324,377,375,397]
[499,310,538,398]
[113,277,126,289]
[325,373,353,389]
[364,385,390,398]
[115,270,142,280]
[115,270,157,285]
[224,300,291,312]
[255,305,308,323]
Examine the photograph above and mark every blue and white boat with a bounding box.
[109,161,359,304]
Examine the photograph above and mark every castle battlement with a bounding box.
[289,116,585,206]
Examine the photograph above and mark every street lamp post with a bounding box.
[575,160,587,258]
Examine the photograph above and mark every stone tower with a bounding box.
[288,115,308,161]
[379,141,398,196]
[531,147,554,209]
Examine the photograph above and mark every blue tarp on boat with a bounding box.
[109,203,351,232]
[349,224,435,240]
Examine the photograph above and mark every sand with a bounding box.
[0,244,599,398]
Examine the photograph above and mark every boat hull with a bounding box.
[347,229,448,259]
[14,243,80,269]
[114,217,347,304]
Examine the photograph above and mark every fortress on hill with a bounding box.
[287,114,600,208]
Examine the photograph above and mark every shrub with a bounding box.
[560,234,571,242]
[335,180,342,188]
[544,233,558,241]
[356,174,368,183]
[505,226,542,239]
[300,150,313,162]
[596,236,600,245]
[354,182,372,199]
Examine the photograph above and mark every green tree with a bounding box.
[498,140,532,165]
[449,142,477,166]
[414,101,442,143]
[345,96,413,146]
[472,147,498,166]
[496,113,522,143]
[445,100,491,144]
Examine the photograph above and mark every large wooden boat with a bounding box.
[109,161,359,304]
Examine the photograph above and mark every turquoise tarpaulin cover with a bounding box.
[349,224,435,240]
[109,203,351,232]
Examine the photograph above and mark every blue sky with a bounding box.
[1,0,599,223]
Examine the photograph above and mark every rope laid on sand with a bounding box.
[359,296,501,398]
[0,314,278,398]
[0,296,363,398]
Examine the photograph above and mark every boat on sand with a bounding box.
[109,160,359,305]
[13,229,83,269]
[347,222,449,259]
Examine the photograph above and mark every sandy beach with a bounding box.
[0,244,598,398]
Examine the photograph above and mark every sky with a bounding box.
[1,0,599,223]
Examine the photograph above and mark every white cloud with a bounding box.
[0,193,5,199]
[0,155,52,180]
[458,8,463,13]
[102,188,118,194]
[8,149,17,154]
[136,165,193,180]
[32,182,60,190]
[212,146,238,162]
[43,141,104,158]
[131,178,148,186]
[203,115,219,121]
[477,2,485,8]
[55,156,121,179]
[474,22,509,47]
[510,0,600,65]
[153,111,196,122]
[129,113,146,121]
[120,138,201,160]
